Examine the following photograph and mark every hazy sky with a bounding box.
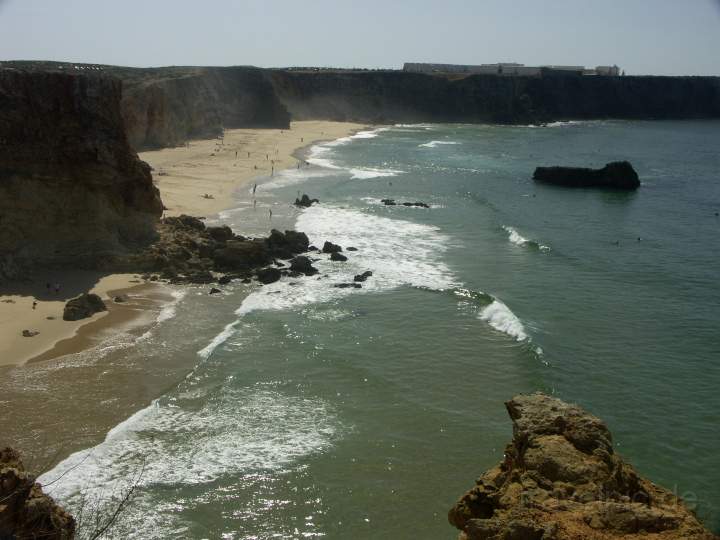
[2,0,720,75]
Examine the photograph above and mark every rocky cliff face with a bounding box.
[0,68,163,279]
[269,71,720,124]
[0,447,75,539]
[448,393,717,540]
[117,66,291,149]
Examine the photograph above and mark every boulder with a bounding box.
[381,198,397,206]
[205,225,234,242]
[289,256,319,276]
[533,161,640,189]
[448,393,717,540]
[257,267,282,284]
[354,271,373,282]
[294,194,319,207]
[322,241,343,254]
[333,283,362,289]
[266,229,310,258]
[163,214,206,231]
[113,294,129,303]
[213,240,271,270]
[330,252,348,262]
[21,330,39,337]
[186,270,215,284]
[209,287,222,295]
[347,247,358,251]
[217,275,233,285]
[62,293,107,321]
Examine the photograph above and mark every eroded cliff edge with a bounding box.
[449,393,718,540]
[0,68,163,279]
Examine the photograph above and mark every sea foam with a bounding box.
[418,140,461,148]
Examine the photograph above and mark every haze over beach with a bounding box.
[1,1,719,539]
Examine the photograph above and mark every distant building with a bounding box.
[403,62,620,78]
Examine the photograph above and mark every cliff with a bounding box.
[269,70,720,124]
[0,447,75,539]
[116,66,291,149]
[0,67,163,279]
[448,393,718,540]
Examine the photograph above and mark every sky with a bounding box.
[1,0,720,75]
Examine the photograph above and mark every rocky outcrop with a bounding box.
[0,447,75,539]
[62,293,107,321]
[118,216,311,284]
[449,393,717,539]
[533,161,640,189]
[0,67,163,280]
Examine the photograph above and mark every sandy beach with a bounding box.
[0,121,363,367]
[140,120,365,217]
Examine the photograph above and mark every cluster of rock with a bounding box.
[115,214,362,288]
[0,447,75,539]
[380,199,430,208]
[448,393,717,540]
[533,161,640,190]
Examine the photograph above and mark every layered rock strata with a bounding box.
[0,67,163,279]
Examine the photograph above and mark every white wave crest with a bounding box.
[39,388,338,534]
[418,140,461,148]
[235,205,458,317]
[502,226,550,252]
[479,299,528,341]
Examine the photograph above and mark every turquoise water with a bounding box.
[40,121,720,538]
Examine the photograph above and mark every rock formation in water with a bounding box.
[448,393,717,540]
[0,447,75,539]
[0,67,163,280]
[533,161,640,189]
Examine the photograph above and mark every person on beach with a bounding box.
[269,208,273,219]
[235,151,238,158]
[248,152,250,158]
[32,300,37,310]
[253,183,257,195]
[253,199,257,209]
[271,166,274,176]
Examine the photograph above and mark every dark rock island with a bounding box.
[449,393,717,540]
[533,161,640,189]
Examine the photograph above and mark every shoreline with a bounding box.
[0,121,365,367]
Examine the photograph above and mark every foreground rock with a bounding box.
[449,393,717,540]
[533,161,640,189]
[0,447,75,539]
[62,293,107,321]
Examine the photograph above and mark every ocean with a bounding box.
[33,120,720,538]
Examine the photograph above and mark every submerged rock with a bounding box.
[294,194,319,207]
[354,271,373,282]
[402,201,430,208]
[533,161,640,189]
[208,287,222,295]
[381,198,397,206]
[333,283,362,289]
[62,293,107,321]
[289,256,318,276]
[322,241,343,254]
[448,393,717,540]
[256,266,282,284]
